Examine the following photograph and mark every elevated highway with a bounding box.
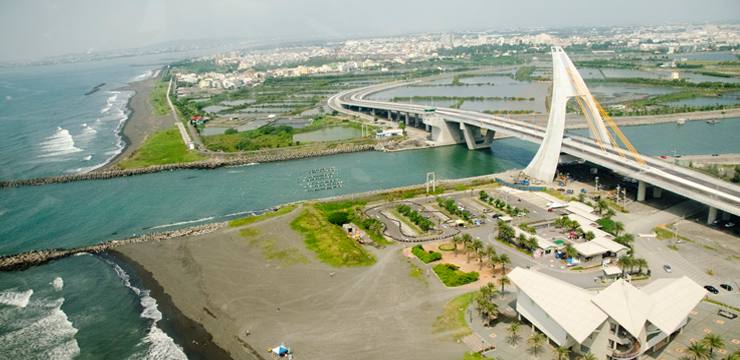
[329,80,740,220]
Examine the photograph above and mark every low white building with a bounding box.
[508,268,707,360]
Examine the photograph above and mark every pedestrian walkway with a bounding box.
[461,332,495,354]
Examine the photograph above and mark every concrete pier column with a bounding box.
[404,112,409,125]
[637,181,647,202]
[708,206,718,224]
[388,111,394,121]
[653,187,662,198]
[371,108,376,117]
[723,211,732,221]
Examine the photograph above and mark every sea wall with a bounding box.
[0,144,378,189]
[0,222,227,272]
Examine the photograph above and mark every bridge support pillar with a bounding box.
[371,108,376,117]
[459,123,492,150]
[723,211,731,221]
[708,206,718,225]
[637,181,647,202]
[653,187,662,199]
[405,112,409,125]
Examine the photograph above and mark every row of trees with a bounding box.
[502,320,598,360]
[450,233,511,275]
[685,333,729,360]
[395,204,435,232]
[553,215,596,240]
[616,255,649,276]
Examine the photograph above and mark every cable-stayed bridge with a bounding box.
[329,46,740,223]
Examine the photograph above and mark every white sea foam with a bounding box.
[38,127,83,158]
[0,298,80,360]
[148,216,215,229]
[105,260,187,360]
[128,70,153,83]
[83,155,92,161]
[51,277,63,291]
[0,289,33,308]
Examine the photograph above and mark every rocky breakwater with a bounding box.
[0,222,227,272]
[0,144,379,189]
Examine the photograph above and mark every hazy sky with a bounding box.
[1,0,738,61]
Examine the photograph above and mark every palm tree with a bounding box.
[497,275,511,299]
[685,341,711,360]
[722,351,740,360]
[634,258,649,274]
[517,233,528,249]
[596,198,609,214]
[466,243,476,263]
[451,235,463,257]
[477,249,487,269]
[506,321,523,347]
[612,221,625,236]
[462,233,473,255]
[473,239,483,254]
[617,255,633,276]
[499,224,516,243]
[563,243,578,260]
[489,251,500,275]
[527,332,547,359]
[604,208,617,219]
[583,353,597,360]
[483,301,499,326]
[553,345,570,360]
[585,231,596,241]
[479,284,493,300]
[498,253,511,274]
[703,333,726,356]
[527,236,539,252]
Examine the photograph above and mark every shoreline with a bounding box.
[108,249,236,360]
[99,77,175,171]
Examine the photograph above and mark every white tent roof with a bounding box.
[592,280,654,337]
[511,269,705,345]
[603,266,622,276]
[641,277,708,334]
[566,202,601,222]
[509,268,607,343]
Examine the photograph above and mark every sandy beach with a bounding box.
[116,205,472,360]
[100,78,176,170]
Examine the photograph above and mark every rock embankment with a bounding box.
[0,222,227,272]
[0,144,378,189]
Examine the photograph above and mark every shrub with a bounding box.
[224,128,238,135]
[411,245,443,263]
[327,211,350,225]
[433,263,479,287]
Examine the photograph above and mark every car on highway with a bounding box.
[663,265,672,273]
[705,285,719,294]
[720,284,734,291]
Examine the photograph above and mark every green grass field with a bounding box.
[229,205,299,227]
[433,292,474,341]
[290,206,376,267]
[116,127,205,169]
[150,79,171,116]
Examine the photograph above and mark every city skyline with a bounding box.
[1,0,739,62]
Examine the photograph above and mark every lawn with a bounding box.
[150,79,171,116]
[116,127,205,169]
[433,263,480,287]
[290,206,376,267]
[202,125,296,151]
[433,292,475,341]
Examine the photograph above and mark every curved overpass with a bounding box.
[329,80,740,218]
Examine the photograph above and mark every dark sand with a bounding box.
[101,79,175,170]
[117,205,471,360]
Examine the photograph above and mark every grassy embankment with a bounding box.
[238,227,309,267]
[116,127,206,169]
[150,78,171,116]
[229,204,299,227]
[289,201,379,267]
[432,292,475,341]
[202,116,379,152]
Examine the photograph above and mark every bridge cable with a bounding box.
[592,100,647,165]
[565,69,607,151]
[490,71,551,124]
[513,83,552,125]
[501,76,552,126]
[533,83,553,132]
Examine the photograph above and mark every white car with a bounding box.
[664,265,672,273]
[726,222,735,228]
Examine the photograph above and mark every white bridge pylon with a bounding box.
[523,46,611,183]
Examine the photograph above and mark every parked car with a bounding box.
[661,155,667,159]
[726,222,735,228]
[720,284,734,291]
[558,181,566,186]
[663,265,672,273]
[557,188,565,192]
[705,285,720,294]
[581,188,588,194]
[483,209,493,213]
[566,189,574,194]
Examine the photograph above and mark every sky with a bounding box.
[0,0,738,62]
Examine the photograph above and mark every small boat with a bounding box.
[707,119,720,124]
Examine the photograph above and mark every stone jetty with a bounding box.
[0,144,378,189]
[0,222,227,272]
